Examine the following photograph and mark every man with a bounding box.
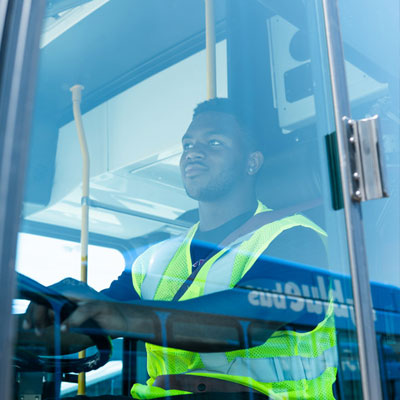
[24,98,336,399]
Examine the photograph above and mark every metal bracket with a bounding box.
[344,115,389,202]
[16,372,44,400]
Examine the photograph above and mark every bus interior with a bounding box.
[11,0,399,399]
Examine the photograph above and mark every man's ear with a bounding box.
[247,151,264,175]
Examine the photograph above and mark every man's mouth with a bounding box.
[183,163,208,178]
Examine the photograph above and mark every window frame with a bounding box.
[0,1,46,398]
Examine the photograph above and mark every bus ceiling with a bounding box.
[37,0,227,125]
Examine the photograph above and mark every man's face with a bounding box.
[180,111,249,201]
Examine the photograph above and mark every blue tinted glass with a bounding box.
[339,0,400,398]
[13,0,371,399]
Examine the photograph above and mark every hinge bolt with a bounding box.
[353,172,360,179]
[353,190,362,201]
[349,136,355,144]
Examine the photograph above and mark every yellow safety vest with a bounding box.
[131,203,336,399]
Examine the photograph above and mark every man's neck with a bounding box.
[198,191,258,232]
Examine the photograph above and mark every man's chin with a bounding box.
[184,186,226,202]
[184,188,202,201]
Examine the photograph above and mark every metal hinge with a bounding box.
[344,115,389,202]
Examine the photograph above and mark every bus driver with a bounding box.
[24,98,337,400]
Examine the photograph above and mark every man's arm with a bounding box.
[101,269,140,301]
[54,242,327,354]
[21,225,328,355]
[59,289,289,353]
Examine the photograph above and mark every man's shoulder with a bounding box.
[263,222,328,268]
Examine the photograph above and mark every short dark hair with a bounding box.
[193,98,262,153]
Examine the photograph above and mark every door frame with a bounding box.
[321,1,383,399]
[0,1,45,398]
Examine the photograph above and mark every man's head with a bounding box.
[180,98,264,202]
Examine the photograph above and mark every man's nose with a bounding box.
[184,144,205,160]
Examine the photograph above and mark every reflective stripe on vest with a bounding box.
[142,303,336,389]
[198,345,337,382]
[133,235,186,298]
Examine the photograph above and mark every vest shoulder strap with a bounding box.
[219,208,301,249]
[172,209,301,301]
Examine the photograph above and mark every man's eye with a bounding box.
[209,139,222,146]
[183,142,194,150]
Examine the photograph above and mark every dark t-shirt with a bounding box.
[190,210,254,272]
[102,211,327,300]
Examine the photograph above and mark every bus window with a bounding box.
[16,233,125,290]
[10,0,399,399]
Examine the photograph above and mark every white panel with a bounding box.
[268,16,315,130]
[268,16,388,131]
[107,54,204,171]
[107,41,228,172]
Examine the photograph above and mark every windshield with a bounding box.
[10,0,399,399]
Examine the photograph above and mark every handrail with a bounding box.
[70,84,89,395]
[205,0,216,99]
[89,199,192,229]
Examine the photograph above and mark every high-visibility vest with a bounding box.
[131,203,337,399]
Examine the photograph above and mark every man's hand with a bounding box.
[20,299,127,354]
[21,277,112,335]
[19,277,121,353]
[18,305,92,355]
[22,302,55,337]
[60,299,129,336]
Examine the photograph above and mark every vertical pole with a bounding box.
[70,84,90,395]
[321,1,383,399]
[205,0,217,99]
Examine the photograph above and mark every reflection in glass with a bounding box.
[11,0,374,399]
[339,0,400,398]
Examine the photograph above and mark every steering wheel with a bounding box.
[15,273,112,373]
